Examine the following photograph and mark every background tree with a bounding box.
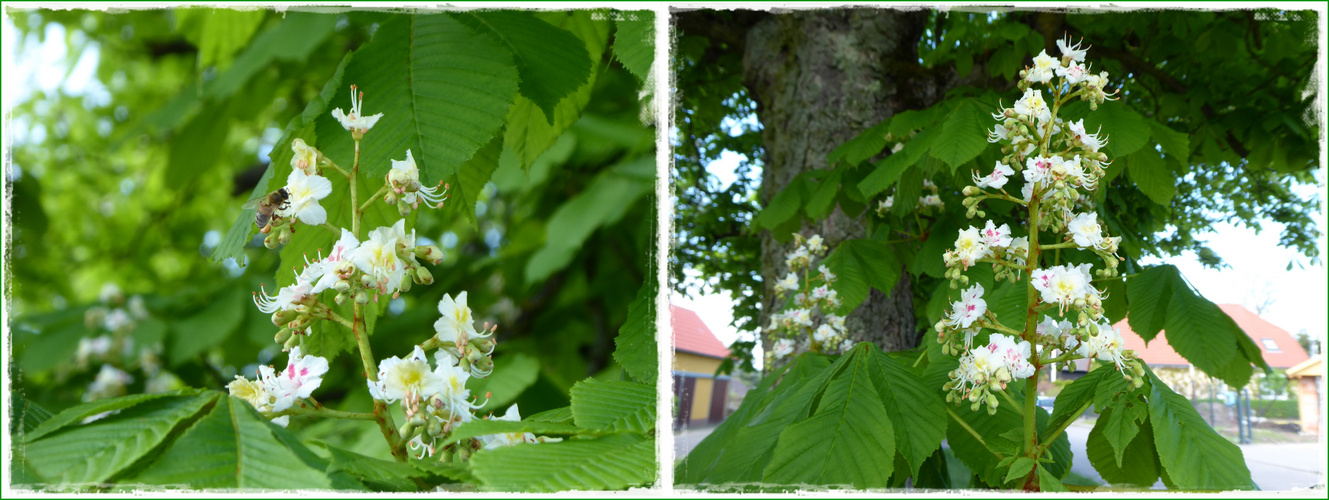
[7,7,658,491]
[673,8,1320,368]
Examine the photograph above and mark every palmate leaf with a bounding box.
[1145,369,1256,491]
[322,444,421,492]
[830,120,891,168]
[761,346,896,488]
[203,12,338,99]
[504,11,610,171]
[312,14,518,185]
[457,11,592,123]
[1046,364,1107,434]
[1126,149,1175,206]
[167,285,246,365]
[441,419,591,448]
[1082,100,1151,157]
[822,238,901,314]
[570,378,654,433]
[24,392,177,443]
[945,386,1072,488]
[22,392,215,485]
[675,353,833,484]
[468,432,655,492]
[1086,409,1161,488]
[129,395,359,489]
[929,98,990,171]
[174,8,265,70]
[614,278,659,384]
[870,348,947,479]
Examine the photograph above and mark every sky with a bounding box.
[673,145,1328,372]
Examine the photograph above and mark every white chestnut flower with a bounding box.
[330,84,383,136]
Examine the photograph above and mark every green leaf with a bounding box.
[165,99,231,189]
[1099,393,1148,467]
[130,395,345,489]
[450,135,504,226]
[323,444,421,492]
[313,14,518,184]
[467,352,540,413]
[946,387,1072,488]
[24,392,216,485]
[911,216,958,279]
[613,11,655,82]
[1148,120,1190,163]
[614,278,659,384]
[830,120,890,168]
[524,155,653,284]
[570,378,654,433]
[985,280,1029,332]
[459,11,592,122]
[525,406,574,425]
[891,164,925,217]
[1083,100,1150,157]
[168,286,245,365]
[1127,149,1175,206]
[174,8,266,70]
[1164,287,1245,387]
[442,419,591,448]
[1004,457,1036,484]
[822,238,901,314]
[858,148,912,197]
[1126,265,1177,342]
[929,98,990,171]
[468,432,654,492]
[25,392,177,443]
[503,11,608,170]
[1146,370,1256,490]
[1037,464,1069,492]
[15,397,55,435]
[872,349,947,479]
[1047,365,1107,434]
[1086,410,1161,487]
[203,12,338,99]
[803,168,843,220]
[762,347,896,488]
[755,175,807,229]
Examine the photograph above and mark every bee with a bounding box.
[242,188,290,228]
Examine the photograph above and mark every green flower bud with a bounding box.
[415,267,434,285]
[397,199,411,218]
[355,291,371,305]
[278,228,292,246]
[385,191,399,205]
[274,328,294,344]
[334,292,347,305]
[264,233,280,249]
[272,309,299,326]
[283,333,301,350]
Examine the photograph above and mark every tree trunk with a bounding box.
[743,10,942,358]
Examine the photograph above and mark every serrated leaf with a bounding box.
[204,12,338,99]
[858,148,912,197]
[945,387,1072,488]
[25,392,177,443]
[1146,370,1256,490]
[174,8,266,70]
[504,11,608,171]
[614,278,658,384]
[524,156,653,284]
[442,419,591,448]
[822,238,901,314]
[165,99,230,189]
[467,352,540,413]
[313,14,517,184]
[25,393,216,485]
[1127,149,1174,206]
[130,395,343,489]
[1036,464,1069,492]
[1004,457,1036,484]
[1099,393,1147,467]
[803,168,842,220]
[449,135,504,226]
[525,406,574,425]
[762,347,896,488]
[1148,120,1190,163]
[459,11,591,122]
[1126,265,1177,342]
[1164,286,1245,388]
[755,175,806,229]
[1086,410,1161,487]
[830,120,890,168]
[613,11,654,82]
[570,379,654,433]
[929,98,989,170]
[1084,100,1150,157]
[1047,365,1106,434]
[872,348,947,479]
[469,432,654,492]
[323,444,421,492]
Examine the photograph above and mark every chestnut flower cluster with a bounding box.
[229,85,542,460]
[75,284,182,402]
[765,234,852,364]
[934,38,1143,415]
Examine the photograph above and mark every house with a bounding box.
[1286,356,1323,435]
[1100,304,1311,400]
[671,304,732,430]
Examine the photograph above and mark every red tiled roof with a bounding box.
[1115,304,1310,369]
[671,304,731,359]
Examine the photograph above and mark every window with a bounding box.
[1261,338,1281,353]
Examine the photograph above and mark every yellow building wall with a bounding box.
[675,352,724,425]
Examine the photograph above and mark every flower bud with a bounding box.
[414,267,434,285]
[334,292,347,305]
[986,393,998,408]
[272,309,299,326]
[397,199,412,218]
[278,228,292,246]
[283,333,301,350]
[427,419,443,437]
[962,186,979,196]
[288,315,311,331]
[473,338,495,354]
[385,191,399,205]
[264,233,280,249]
[416,245,445,265]
[474,356,494,374]
[274,328,294,344]
[355,291,371,305]
[971,401,983,413]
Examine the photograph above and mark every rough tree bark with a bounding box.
[740,10,944,357]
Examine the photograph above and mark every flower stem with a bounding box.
[1036,400,1092,458]
[359,184,390,215]
[946,407,1004,460]
[351,139,361,238]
